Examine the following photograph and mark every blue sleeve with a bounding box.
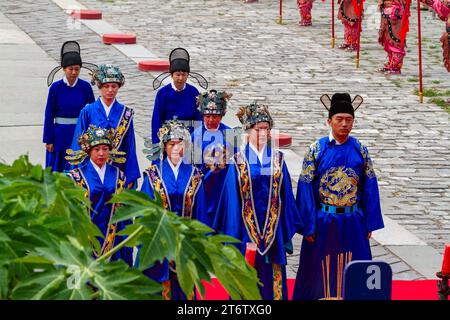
[281,163,304,250]
[151,90,164,143]
[86,83,95,104]
[43,84,57,144]
[213,163,243,242]
[296,144,318,237]
[123,119,141,185]
[193,87,202,121]
[360,146,384,232]
[70,106,89,151]
[193,181,209,226]
[140,172,155,200]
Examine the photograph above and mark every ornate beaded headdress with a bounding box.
[236,102,274,130]
[197,90,232,116]
[65,124,126,165]
[91,64,125,87]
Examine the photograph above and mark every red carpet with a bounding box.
[198,278,440,300]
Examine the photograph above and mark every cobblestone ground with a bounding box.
[3,0,449,280]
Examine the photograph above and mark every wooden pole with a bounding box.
[278,0,283,24]
[332,0,335,48]
[417,0,424,103]
[356,0,364,68]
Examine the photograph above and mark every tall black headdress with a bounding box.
[47,41,98,87]
[152,47,208,90]
[320,93,363,119]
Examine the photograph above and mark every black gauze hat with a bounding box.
[320,93,363,119]
[61,41,82,68]
[152,47,208,90]
[169,48,190,73]
[329,93,354,119]
[47,41,98,87]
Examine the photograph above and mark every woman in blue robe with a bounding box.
[139,119,207,300]
[68,64,140,187]
[66,124,133,265]
[151,48,208,143]
[191,90,236,227]
[43,41,95,172]
[213,103,303,300]
[292,93,384,300]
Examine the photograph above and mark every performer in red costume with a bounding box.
[378,0,412,74]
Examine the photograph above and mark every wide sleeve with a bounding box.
[43,84,57,144]
[192,87,202,121]
[123,118,141,185]
[212,163,243,242]
[140,171,155,200]
[193,181,209,227]
[280,163,304,253]
[296,143,319,237]
[69,107,89,151]
[86,83,95,104]
[360,145,384,232]
[151,90,164,144]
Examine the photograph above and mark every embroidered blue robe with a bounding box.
[293,136,384,300]
[139,158,207,300]
[67,162,133,265]
[192,122,237,227]
[69,97,140,185]
[213,144,304,300]
[43,78,95,172]
[151,83,201,143]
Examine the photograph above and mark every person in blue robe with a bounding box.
[66,124,133,265]
[43,41,95,172]
[292,93,384,300]
[68,64,140,188]
[191,89,236,227]
[213,103,304,300]
[139,119,207,300]
[151,48,208,144]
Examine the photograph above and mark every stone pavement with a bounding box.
[1,0,449,281]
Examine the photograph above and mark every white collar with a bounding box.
[167,158,182,180]
[63,75,78,87]
[90,159,107,183]
[171,80,186,92]
[100,98,116,117]
[329,131,343,146]
[249,142,266,164]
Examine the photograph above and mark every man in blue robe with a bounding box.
[214,103,304,300]
[43,41,95,172]
[139,119,207,300]
[151,48,208,144]
[293,93,384,300]
[66,124,133,265]
[191,89,235,227]
[68,64,140,188]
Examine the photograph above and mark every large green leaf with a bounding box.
[0,267,8,299]
[0,229,11,242]
[11,269,66,300]
[1,155,262,300]
[133,213,179,270]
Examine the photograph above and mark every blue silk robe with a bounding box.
[69,97,140,185]
[151,83,201,143]
[192,122,237,227]
[214,144,304,300]
[139,157,207,300]
[293,136,384,300]
[67,161,133,265]
[43,78,95,172]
